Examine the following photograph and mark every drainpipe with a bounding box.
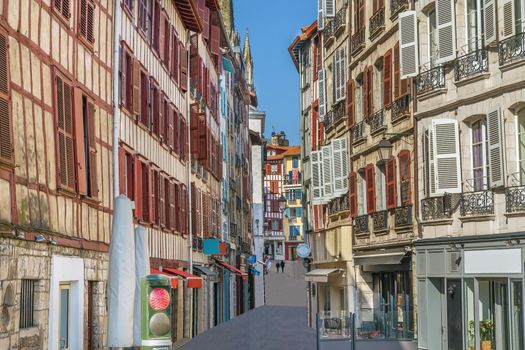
[186,33,193,274]
[112,0,122,198]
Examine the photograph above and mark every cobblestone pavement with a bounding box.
[182,260,315,350]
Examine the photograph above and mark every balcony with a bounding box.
[334,7,346,36]
[352,121,366,144]
[328,195,350,216]
[332,100,346,126]
[390,0,408,19]
[369,8,385,39]
[394,205,413,227]
[192,236,203,252]
[454,49,488,82]
[353,214,369,235]
[391,94,410,123]
[421,195,452,221]
[460,190,494,217]
[505,173,525,213]
[416,66,446,96]
[323,21,335,47]
[351,28,365,56]
[499,32,525,66]
[372,210,389,232]
[367,109,386,134]
[324,109,334,130]
[284,175,302,185]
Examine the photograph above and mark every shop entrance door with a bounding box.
[446,280,463,350]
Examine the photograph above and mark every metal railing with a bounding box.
[333,100,347,126]
[328,195,350,216]
[454,49,488,81]
[390,0,409,18]
[421,195,452,221]
[352,121,366,143]
[416,66,446,95]
[353,214,369,235]
[323,21,335,46]
[460,190,494,216]
[499,32,525,66]
[351,28,365,55]
[395,205,413,227]
[317,311,354,340]
[391,94,410,123]
[372,210,389,232]
[324,109,334,130]
[335,7,346,35]
[369,7,385,38]
[505,172,525,213]
[283,175,302,185]
[367,109,385,133]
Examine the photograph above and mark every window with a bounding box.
[54,0,71,19]
[0,33,12,164]
[59,284,71,349]
[271,219,280,231]
[471,118,489,191]
[119,147,135,199]
[519,109,525,185]
[376,63,383,110]
[354,0,365,32]
[55,76,75,190]
[123,0,134,13]
[377,163,387,210]
[301,50,310,87]
[20,280,35,329]
[358,169,367,215]
[171,29,180,83]
[372,0,384,13]
[271,164,278,174]
[78,0,95,45]
[289,226,300,240]
[399,151,411,205]
[152,0,161,53]
[80,95,98,198]
[119,45,133,113]
[333,47,346,102]
[428,9,438,65]
[466,0,482,51]
[163,14,171,66]
[138,0,152,37]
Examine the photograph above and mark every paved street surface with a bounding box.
[182,260,315,350]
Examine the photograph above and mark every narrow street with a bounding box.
[182,260,315,350]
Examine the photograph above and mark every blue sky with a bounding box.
[234,0,317,145]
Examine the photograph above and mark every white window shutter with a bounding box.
[483,0,497,44]
[331,139,344,195]
[432,119,461,194]
[322,146,334,199]
[324,0,336,17]
[341,48,346,100]
[318,69,327,120]
[428,130,436,196]
[311,150,325,203]
[436,0,456,64]
[340,137,348,192]
[487,107,505,188]
[318,8,325,30]
[399,11,419,78]
[501,0,516,39]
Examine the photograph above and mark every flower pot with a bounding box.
[481,340,492,350]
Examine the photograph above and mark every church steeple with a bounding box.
[219,0,235,42]
[243,31,254,91]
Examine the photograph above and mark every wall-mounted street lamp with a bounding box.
[278,195,287,212]
[376,138,393,162]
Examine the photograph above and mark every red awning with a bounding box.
[150,268,179,289]
[163,268,203,289]
[215,260,248,281]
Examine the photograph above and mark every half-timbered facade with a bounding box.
[0,0,114,348]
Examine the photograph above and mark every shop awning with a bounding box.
[150,268,178,289]
[353,248,409,266]
[193,265,218,278]
[222,57,235,73]
[214,260,248,280]
[163,268,203,289]
[305,268,341,283]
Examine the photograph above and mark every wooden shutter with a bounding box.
[436,0,456,63]
[180,43,188,92]
[365,164,376,213]
[56,76,75,190]
[134,158,143,218]
[163,16,171,65]
[324,0,335,17]
[399,150,411,205]
[502,0,516,39]
[318,0,325,30]
[118,147,126,195]
[332,137,348,196]
[0,33,11,163]
[386,157,397,209]
[211,25,220,55]
[202,4,210,40]
[487,107,505,188]
[133,59,141,116]
[432,119,461,194]
[399,11,419,79]
[311,150,323,203]
[393,42,400,99]
[318,69,326,119]
[86,1,95,43]
[322,145,333,199]
[87,101,98,198]
[349,172,357,217]
[159,176,166,227]
[73,88,87,195]
[172,29,179,83]
[359,0,366,29]
[55,0,71,19]
[483,0,497,44]
[159,12,166,61]
[143,164,151,221]
[346,79,355,128]
[383,50,392,107]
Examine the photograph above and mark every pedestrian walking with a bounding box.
[264,257,271,274]
[281,260,286,273]
[276,261,281,273]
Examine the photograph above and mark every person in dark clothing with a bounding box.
[276,261,280,273]
[281,260,286,273]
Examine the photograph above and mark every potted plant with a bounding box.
[467,320,475,350]
[480,319,494,350]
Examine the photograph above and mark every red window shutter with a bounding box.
[367,66,374,116]
[152,0,161,53]
[200,1,209,40]
[140,71,149,125]
[349,172,357,217]
[87,101,98,198]
[399,150,412,205]
[151,82,159,134]
[86,1,95,43]
[0,33,12,163]
[126,151,134,200]
[159,175,165,227]
[56,76,76,190]
[133,59,141,116]
[366,164,376,213]
[383,49,392,107]
[163,16,171,66]
[180,44,188,92]
[73,88,87,195]
[118,146,126,195]
[151,170,159,225]
[134,158,143,218]
[394,42,400,99]
[386,158,397,209]
[172,29,179,83]
[211,25,220,55]
[346,79,355,128]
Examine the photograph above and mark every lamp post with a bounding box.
[377,137,393,162]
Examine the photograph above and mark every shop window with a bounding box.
[19,280,35,329]
[59,284,71,349]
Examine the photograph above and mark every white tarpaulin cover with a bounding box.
[107,195,136,346]
[133,225,150,346]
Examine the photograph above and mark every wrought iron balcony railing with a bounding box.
[351,28,365,55]
[390,0,409,18]
[416,66,446,95]
[499,31,525,66]
[354,214,369,235]
[506,186,525,213]
[331,100,346,127]
[421,195,452,221]
[334,7,346,35]
[324,109,334,130]
[372,210,389,232]
[323,21,335,47]
[328,195,350,216]
[391,94,410,123]
[454,49,488,81]
[352,121,366,143]
[395,205,413,227]
[369,7,385,38]
[460,190,494,216]
[367,109,386,134]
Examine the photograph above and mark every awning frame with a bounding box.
[163,267,203,289]
[304,268,342,283]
